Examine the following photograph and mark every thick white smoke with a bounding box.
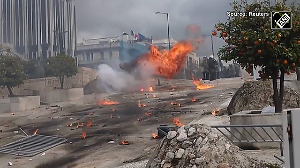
[97,61,155,93]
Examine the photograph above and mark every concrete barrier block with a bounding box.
[230,110,282,149]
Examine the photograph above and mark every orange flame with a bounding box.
[82,132,86,139]
[145,112,152,116]
[192,79,214,90]
[149,86,154,92]
[77,122,84,128]
[33,129,38,135]
[121,141,129,145]
[67,123,73,127]
[98,100,119,105]
[87,120,93,127]
[212,108,220,116]
[152,133,158,139]
[138,41,194,78]
[138,100,147,107]
[173,118,184,126]
[191,97,196,102]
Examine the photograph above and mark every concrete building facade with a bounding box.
[76,37,121,69]
[0,0,76,59]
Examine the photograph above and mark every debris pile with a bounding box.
[227,80,300,114]
[146,124,261,168]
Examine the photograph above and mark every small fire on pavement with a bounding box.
[145,112,152,116]
[149,86,154,92]
[191,97,197,102]
[87,120,93,127]
[212,108,220,116]
[173,118,184,126]
[121,141,129,145]
[98,100,119,105]
[33,129,38,135]
[76,122,84,128]
[192,79,214,90]
[82,132,86,139]
[152,133,159,139]
[138,100,147,107]
[67,123,73,127]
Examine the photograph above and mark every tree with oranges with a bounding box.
[213,0,300,113]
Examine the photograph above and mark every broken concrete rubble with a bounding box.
[227,80,300,114]
[146,124,265,168]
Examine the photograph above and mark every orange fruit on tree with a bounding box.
[297,40,300,44]
[283,60,288,64]
[291,63,296,67]
[222,32,228,37]
[254,41,259,45]
[257,49,262,54]
[212,31,217,36]
[277,33,281,38]
[273,40,277,44]
[241,31,246,35]
[258,39,262,43]
[217,27,223,31]
[238,39,242,43]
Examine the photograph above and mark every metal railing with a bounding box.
[211,124,283,143]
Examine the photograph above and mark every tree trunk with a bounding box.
[272,69,280,113]
[296,67,300,81]
[59,76,64,89]
[6,86,14,97]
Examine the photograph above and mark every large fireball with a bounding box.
[138,41,194,78]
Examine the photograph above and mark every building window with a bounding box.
[109,51,113,59]
[100,52,104,60]
[84,53,93,61]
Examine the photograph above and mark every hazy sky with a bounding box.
[74,0,235,56]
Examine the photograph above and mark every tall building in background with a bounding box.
[0,0,76,60]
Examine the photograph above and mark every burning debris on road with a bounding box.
[173,118,184,127]
[82,132,86,139]
[98,99,119,105]
[121,141,129,145]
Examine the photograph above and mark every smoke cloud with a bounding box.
[97,61,155,93]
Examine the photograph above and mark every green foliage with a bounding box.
[214,0,300,78]
[0,55,26,95]
[45,53,78,89]
[23,59,46,79]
